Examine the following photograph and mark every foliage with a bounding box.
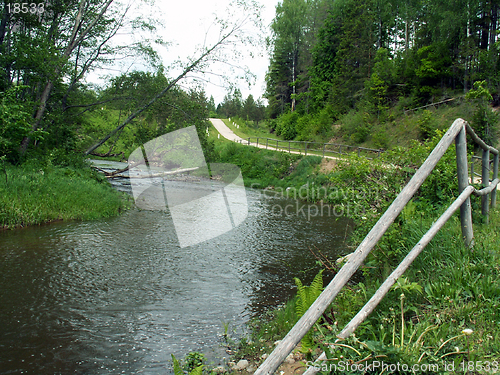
[217,90,266,126]
[417,110,438,140]
[275,110,299,140]
[232,299,299,361]
[0,86,38,162]
[171,354,203,375]
[219,112,500,371]
[0,0,163,156]
[214,138,302,187]
[265,0,500,144]
[82,69,214,160]
[182,352,206,373]
[294,269,324,355]
[312,207,500,373]
[465,80,499,147]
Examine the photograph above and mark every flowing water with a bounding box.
[0,161,352,374]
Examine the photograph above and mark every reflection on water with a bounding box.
[0,184,352,374]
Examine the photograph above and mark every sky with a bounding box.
[87,0,281,106]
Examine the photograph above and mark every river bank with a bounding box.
[0,161,130,229]
[209,131,500,373]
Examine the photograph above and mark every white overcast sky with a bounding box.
[88,0,280,106]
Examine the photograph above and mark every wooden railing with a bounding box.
[237,136,384,159]
[403,97,459,114]
[254,118,499,375]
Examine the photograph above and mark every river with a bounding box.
[0,161,352,374]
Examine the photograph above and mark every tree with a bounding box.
[84,0,262,155]
[466,80,499,146]
[241,94,265,125]
[265,0,308,117]
[312,0,376,113]
[0,0,162,159]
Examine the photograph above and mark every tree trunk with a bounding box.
[0,5,10,45]
[19,0,115,155]
[490,3,498,49]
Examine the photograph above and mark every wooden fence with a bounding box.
[254,118,499,375]
[237,136,384,159]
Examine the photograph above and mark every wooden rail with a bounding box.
[254,118,499,375]
[237,137,384,159]
[403,97,458,114]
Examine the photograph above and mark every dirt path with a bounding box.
[209,118,343,160]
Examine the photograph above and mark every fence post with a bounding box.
[339,145,342,154]
[471,159,474,183]
[455,126,474,246]
[482,149,490,223]
[266,138,268,149]
[357,147,360,157]
[248,138,250,146]
[492,153,499,207]
[305,142,307,156]
[289,141,291,153]
[323,144,325,158]
[256,138,259,147]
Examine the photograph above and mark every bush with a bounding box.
[275,111,299,140]
[417,110,437,140]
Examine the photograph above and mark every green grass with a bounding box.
[0,162,130,228]
[339,97,478,150]
[320,209,500,371]
[222,117,279,140]
[218,123,500,371]
[231,298,299,362]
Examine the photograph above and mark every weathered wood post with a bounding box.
[247,138,250,145]
[266,138,268,149]
[492,153,499,207]
[323,144,326,157]
[471,158,474,183]
[482,148,490,223]
[289,141,291,153]
[256,137,259,147]
[357,147,360,157]
[455,125,474,246]
[339,145,342,154]
[305,142,307,156]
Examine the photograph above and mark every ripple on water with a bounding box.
[0,188,352,373]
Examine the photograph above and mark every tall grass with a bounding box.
[0,163,130,228]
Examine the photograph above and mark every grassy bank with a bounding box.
[207,119,500,373]
[223,208,500,374]
[0,161,130,228]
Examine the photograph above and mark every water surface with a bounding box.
[0,175,352,374]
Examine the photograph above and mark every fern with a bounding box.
[294,270,324,355]
[189,366,203,375]
[171,354,203,375]
[171,354,183,375]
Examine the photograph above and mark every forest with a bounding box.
[259,0,500,146]
[1,0,499,165]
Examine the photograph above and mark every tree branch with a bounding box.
[84,22,242,155]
